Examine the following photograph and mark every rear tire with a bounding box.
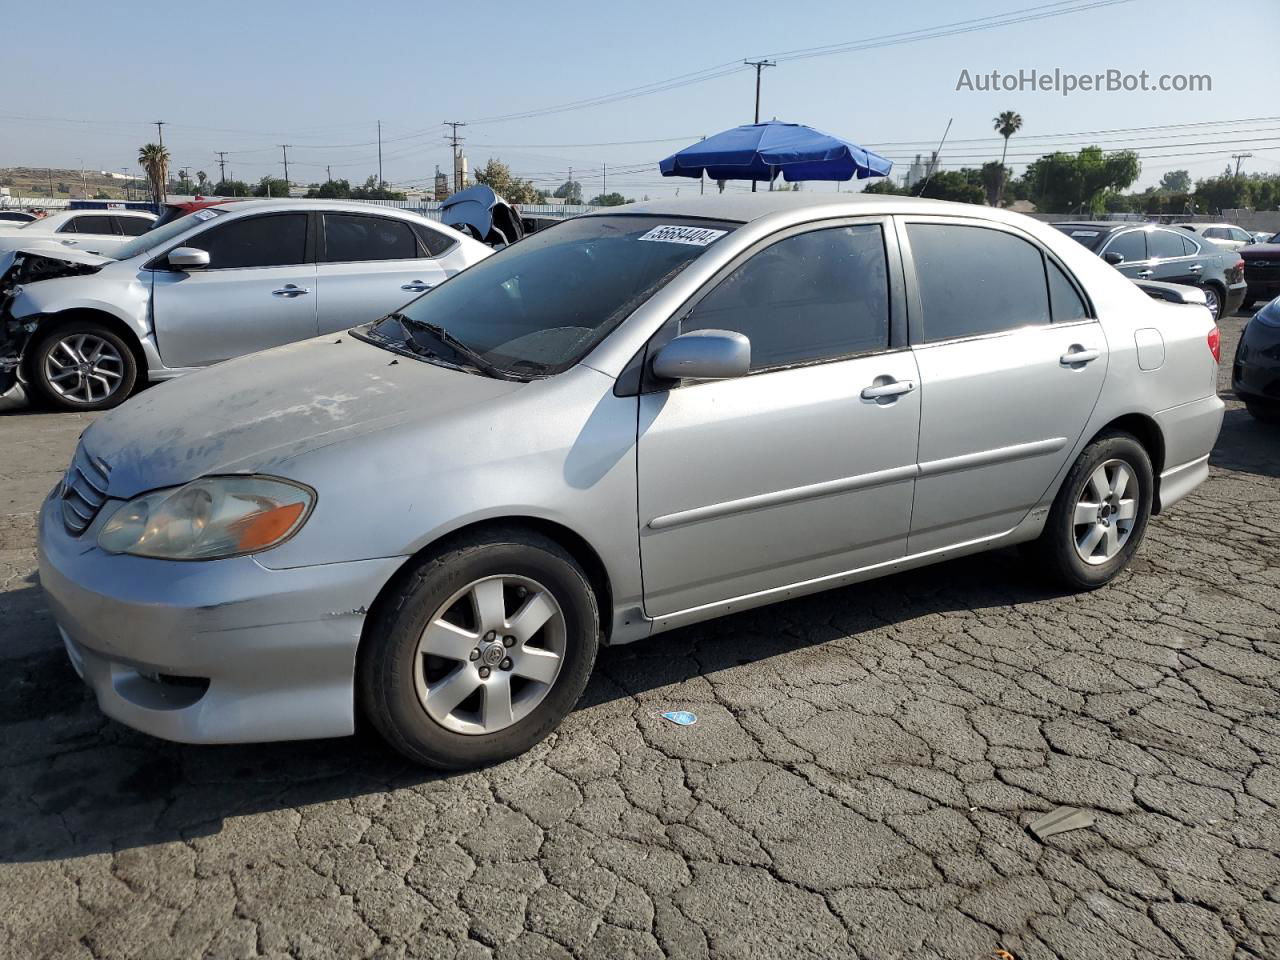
[1245,400,1280,425]
[30,321,137,411]
[358,527,599,769]
[1033,431,1154,590]
[1201,283,1224,321]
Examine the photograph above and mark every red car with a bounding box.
[151,197,249,229]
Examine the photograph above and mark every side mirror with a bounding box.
[1103,251,1125,266]
[652,329,750,382]
[167,246,210,270]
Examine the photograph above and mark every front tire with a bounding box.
[30,321,137,411]
[359,527,599,769]
[1033,431,1154,590]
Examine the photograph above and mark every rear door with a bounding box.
[150,211,317,368]
[55,214,122,256]
[900,217,1106,553]
[1147,227,1203,286]
[636,219,921,617]
[315,213,457,333]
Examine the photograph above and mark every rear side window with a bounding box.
[323,214,419,262]
[1047,260,1088,323]
[415,223,458,257]
[1148,229,1185,260]
[115,216,151,237]
[1180,235,1200,256]
[62,215,118,235]
[1106,230,1146,263]
[907,223,1049,342]
[683,224,890,371]
[188,213,308,269]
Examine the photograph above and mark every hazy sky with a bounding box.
[3,0,1277,198]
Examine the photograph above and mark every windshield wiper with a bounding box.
[386,313,515,380]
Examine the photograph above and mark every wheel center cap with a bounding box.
[480,643,505,667]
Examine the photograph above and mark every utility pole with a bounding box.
[154,121,165,148]
[216,151,228,185]
[744,60,775,192]
[78,159,88,198]
[603,163,607,199]
[121,167,130,201]
[280,145,290,190]
[1231,152,1253,177]
[377,120,383,186]
[48,168,54,199]
[445,122,467,193]
[326,164,332,183]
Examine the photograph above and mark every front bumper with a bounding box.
[1232,321,1280,405]
[1244,265,1280,302]
[37,491,405,744]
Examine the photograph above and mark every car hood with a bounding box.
[0,245,112,288]
[82,334,525,498]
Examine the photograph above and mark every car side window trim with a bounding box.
[147,212,315,272]
[895,214,1096,349]
[631,215,907,394]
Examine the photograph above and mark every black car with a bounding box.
[1233,296,1280,423]
[1053,221,1247,320]
[1240,234,1280,309]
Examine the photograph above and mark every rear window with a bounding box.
[1055,226,1105,252]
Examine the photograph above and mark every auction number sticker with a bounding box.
[637,224,728,246]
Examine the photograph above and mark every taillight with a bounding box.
[1233,258,1245,282]
[1207,326,1221,363]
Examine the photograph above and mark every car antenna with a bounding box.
[915,118,953,198]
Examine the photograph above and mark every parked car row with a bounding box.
[34,193,1225,768]
[1,200,491,408]
[0,209,157,257]
[1053,220,1247,318]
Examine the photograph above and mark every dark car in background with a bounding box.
[1240,237,1280,309]
[1054,221,1246,319]
[1233,296,1280,423]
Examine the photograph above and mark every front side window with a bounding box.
[187,213,308,269]
[119,208,229,261]
[1105,230,1147,264]
[323,214,418,262]
[1148,229,1186,260]
[683,224,889,371]
[62,215,117,235]
[360,215,736,378]
[1230,227,1252,243]
[908,223,1050,342]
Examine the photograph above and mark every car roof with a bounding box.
[1051,221,1130,232]
[588,192,1025,225]
[1174,222,1238,230]
[210,197,453,224]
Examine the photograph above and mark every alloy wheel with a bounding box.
[1072,458,1139,565]
[1202,286,1221,319]
[43,333,125,405]
[412,574,566,735]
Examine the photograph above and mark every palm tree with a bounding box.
[992,110,1023,206]
[137,143,171,206]
[196,170,209,193]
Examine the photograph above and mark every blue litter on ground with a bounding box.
[661,711,698,726]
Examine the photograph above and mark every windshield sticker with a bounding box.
[193,209,219,221]
[1070,230,1099,237]
[637,225,728,246]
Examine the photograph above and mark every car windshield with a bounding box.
[110,208,226,260]
[1055,226,1106,252]
[357,215,737,378]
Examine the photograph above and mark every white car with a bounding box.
[1174,222,1257,252]
[0,200,492,409]
[0,209,157,257]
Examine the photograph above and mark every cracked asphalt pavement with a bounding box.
[1,314,1277,960]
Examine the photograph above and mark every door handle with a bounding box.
[272,284,311,298]
[861,379,915,400]
[1188,264,1203,273]
[400,280,435,292]
[1061,347,1101,366]
[1135,269,1154,278]
[60,239,79,246]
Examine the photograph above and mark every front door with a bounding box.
[152,211,317,368]
[315,212,455,334]
[637,221,921,618]
[900,218,1107,554]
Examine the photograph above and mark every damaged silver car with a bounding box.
[39,194,1224,769]
[1,199,490,410]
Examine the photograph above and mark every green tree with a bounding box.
[307,178,353,199]
[1159,169,1191,193]
[992,110,1022,205]
[474,159,543,204]
[588,192,631,206]
[92,190,112,200]
[138,143,171,205]
[862,179,903,195]
[916,170,985,204]
[1022,147,1140,214]
[553,180,583,203]
[212,179,251,197]
[981,162,1007,206]
[350,175,406,201]
[253,176,291,197]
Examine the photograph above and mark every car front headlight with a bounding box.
[98,476,314,560]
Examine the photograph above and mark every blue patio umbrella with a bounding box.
[659,121,892,184]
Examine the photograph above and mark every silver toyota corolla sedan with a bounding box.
[38,194,1225,768]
